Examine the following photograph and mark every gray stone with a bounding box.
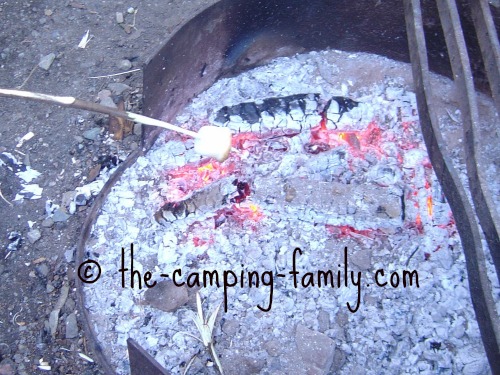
[263,339,282,357]
[99,96,117,109]
[317,309,330,332]
[52,209,70,222]
[38,53,55,70]
[35,263,49,278]
[222,319,239,336]
[46,283,55,293]
[41,217,54,228]
[133,123,142,136]
[64,248,74,263]
[97,89,111,101]
[143,280,188,312]
[65,313,78,339]
[351,250,372,270]
[117,59,132,71]
[0,358,16,375]
[61,191,76,208]
[26,229,41,244]
[295,324,336,372]
[116,12,124,24]
[82,127,101,141]
[108,82,130,95]
[48,309,60,337]
[221,353,265,375]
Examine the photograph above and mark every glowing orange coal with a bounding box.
[163,159,235,201]
[309,120,384,159]
[325,224,380,239]
[427,196,433,217]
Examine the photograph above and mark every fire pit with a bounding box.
[76,1,500,374]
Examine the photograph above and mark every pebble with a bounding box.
[65,313,78,339]
[61,191,76,208]
[108,82,131,95]
[64,248,74,263]
[52,209,70,222]
[117,59,132,71]
[48,310,59,337]
[41,217,54,228]
[35,263,49,278]
[116,12,124,24]
[26,229,41,244]
[99,96,117,109]
[133,123,142,136]
[38,53,55,70]
[143,280,188,312]
[295,324,336,372]
[82,127,101,141]
[351,249,372,270]
[0,358,15,375]
[97,89,112,101]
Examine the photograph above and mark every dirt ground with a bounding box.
[0,1,216,374]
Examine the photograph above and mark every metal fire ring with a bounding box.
[75,0,500,373]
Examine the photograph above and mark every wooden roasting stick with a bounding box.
[0,88,233,162]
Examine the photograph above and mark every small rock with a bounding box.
[317,309,330,332]
[52,209,70,222]
[99,96,117,109]
[108,82,131,95]
[46,283,55,293]
[351,250,372,270]
[35,263,49,278]
[48,310,59,337]
[64,248,74,263]
[97,89,112,101]
[133,123,142,136]
[263,339,282,357]
[117,59,132,71]
[44,9,53,16]
[38,53,56,70]
[295,324,336,372]
[61,191,76,208]
[221,353,265,375]
[116,12,124,23]
[222,319,239,336]
[82,127,101,141]
[143,280,188,312]
[7,232,22,251]
[26,229,41,244]
[41,217,54,228]
[127,7,135,14]
[65,313,78,339]
[0,358,16,375]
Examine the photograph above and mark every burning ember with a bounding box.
[83,50,494,374]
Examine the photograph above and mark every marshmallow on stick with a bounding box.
[0,88,233,162]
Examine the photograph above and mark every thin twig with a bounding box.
[16,64,38,90]
[88,68,141,79]
[0,185,13,207]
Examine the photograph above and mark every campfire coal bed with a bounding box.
[81,48,499,374]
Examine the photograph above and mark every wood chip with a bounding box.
[109,100,133,140]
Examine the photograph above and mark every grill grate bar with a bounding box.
[404,0,500,372]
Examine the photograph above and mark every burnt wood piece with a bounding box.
[404,0,500,372]
[213,93,322,124]
[128,338,169,375]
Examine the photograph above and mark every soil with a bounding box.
[0,1,216,374]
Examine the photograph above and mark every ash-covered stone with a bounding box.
[143,280,188,312]
[295,324,336,372]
